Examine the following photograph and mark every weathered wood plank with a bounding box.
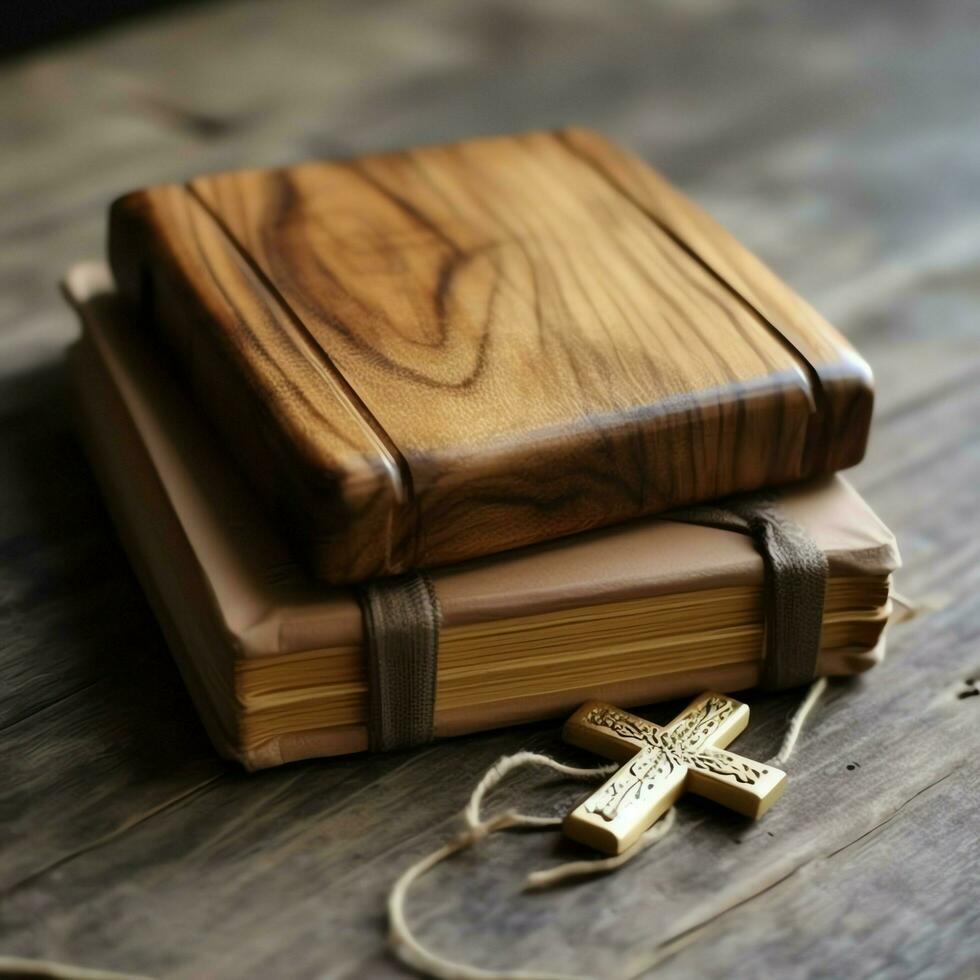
[1,0,979,977]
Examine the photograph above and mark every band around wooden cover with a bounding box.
[358,572,441,751]
[667,494,829,690]
[359,495,827,751]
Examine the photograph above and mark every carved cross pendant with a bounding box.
[562,693,786,854]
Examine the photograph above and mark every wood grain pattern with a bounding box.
[109,130,871,584]
[3,1,980,977]
[559,127,875,475]
[108,186,407,584]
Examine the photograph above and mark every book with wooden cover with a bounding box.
[67,264,898,770]
[108,128,873,585]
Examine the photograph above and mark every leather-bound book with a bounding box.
[66,265,897,770]
[108,129,873,585]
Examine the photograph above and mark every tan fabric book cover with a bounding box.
[66,264,898,770]
[108,129,874,585]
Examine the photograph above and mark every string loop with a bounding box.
[387,679,828,980]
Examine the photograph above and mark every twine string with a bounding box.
[388,678,829,980]
[0,683,829,980]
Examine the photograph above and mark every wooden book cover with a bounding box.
[109,128,873,585]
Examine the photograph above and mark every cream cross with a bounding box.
[562,693,786,854]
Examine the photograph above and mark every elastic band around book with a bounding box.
[358,494,828,753]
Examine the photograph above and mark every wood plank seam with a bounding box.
[183,181,419,562]
[555,130,827,422]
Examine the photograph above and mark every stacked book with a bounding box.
[68,130,898,769]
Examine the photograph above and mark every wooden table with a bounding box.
[2,2,978,977]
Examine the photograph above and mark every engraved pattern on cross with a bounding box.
[562,693,787,854]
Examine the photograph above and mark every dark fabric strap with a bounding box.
[359,572,441,751]
[359,494,827,751]
[666,493,829,690]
